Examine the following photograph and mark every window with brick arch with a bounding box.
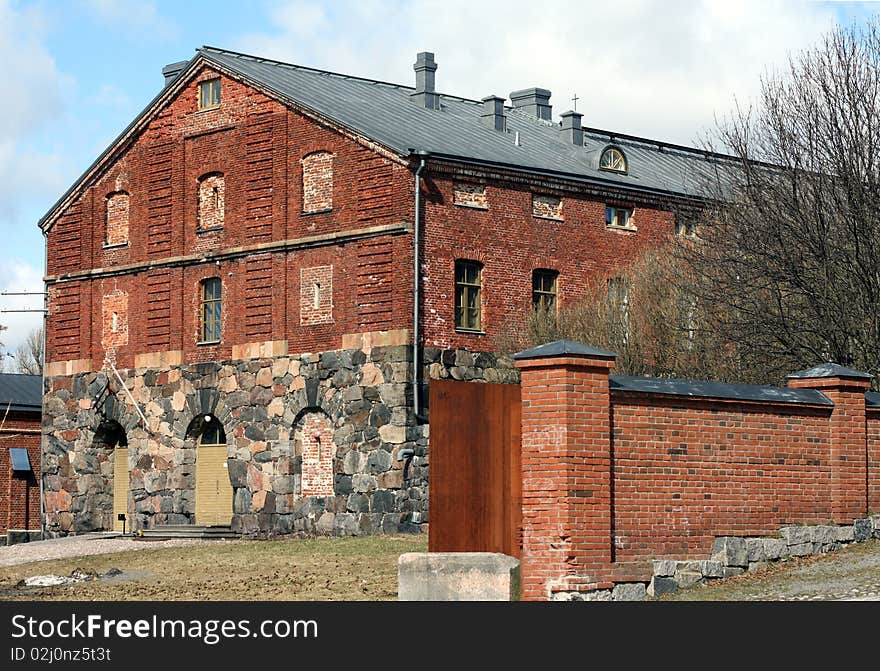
[105,191,130,246]
[200,277,222,343]
[455,260,483,331]
[198,173,225,230]
[301,151,334,213]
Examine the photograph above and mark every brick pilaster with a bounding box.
[514,340,616,601]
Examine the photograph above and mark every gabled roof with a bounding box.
[0,373,42,414]
[514,339,616,360]
[39,46,734,232]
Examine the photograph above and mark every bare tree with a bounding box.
[681,21,880,382]
[15,327,43,375]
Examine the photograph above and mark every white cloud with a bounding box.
[0,258,44,368]
[236,0,841,145]
[83,0,178,41]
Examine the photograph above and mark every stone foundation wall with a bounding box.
[42,345,517,537]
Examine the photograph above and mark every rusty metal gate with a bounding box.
[428,379,522,558]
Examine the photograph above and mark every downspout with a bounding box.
[412,151,429,422]
[40,230,47,540]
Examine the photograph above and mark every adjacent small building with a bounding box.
[0,373,42,544]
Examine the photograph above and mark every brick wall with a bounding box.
[302,151,334,213]
[515,346,879,600]
[0,410,42,534]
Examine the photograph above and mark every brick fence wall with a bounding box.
[0,410,42,534]
[514,342,879,601]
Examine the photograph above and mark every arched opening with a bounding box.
[187,414,232,527]
[92,418,128,532]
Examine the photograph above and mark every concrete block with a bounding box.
[398,553,519,601]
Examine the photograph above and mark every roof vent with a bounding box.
[560,110,583,146]
[162,60,189,88]
[411,52,439,110]
[481,95,506,131]
[510,87,552,121]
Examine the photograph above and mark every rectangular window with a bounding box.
[201,278,222,342]
[675,215,697,237]
[198,78,221,110]
[532,269,558,311]
[455,260,483,331]
[606,205,634,229]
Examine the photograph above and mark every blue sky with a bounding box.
[0,0,877,362]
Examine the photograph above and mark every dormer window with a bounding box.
[599,146,627,173]
[198,78,221,110]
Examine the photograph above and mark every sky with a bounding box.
[0,0,877,365]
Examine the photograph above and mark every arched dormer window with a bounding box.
[301,151,334,213]
[197,172,225,230]
[599,146,627,173]
[105,191,130,246]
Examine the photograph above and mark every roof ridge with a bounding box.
[199,45,490,107]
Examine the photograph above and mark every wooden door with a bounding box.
[428,379,522,558]
[195,442,233,526]
[112,446,129,532]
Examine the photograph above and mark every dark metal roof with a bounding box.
[0,374,42,413]
[786,363,873,380]
[198,46,729,200]
[610,375,833,406]
[514,339,616,360]
[866,391,880,408]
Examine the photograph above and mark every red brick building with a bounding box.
[38,48,715,536]
[0,374,42,542]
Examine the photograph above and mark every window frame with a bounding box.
[199,277,222,344]
[454,260,484,332]
[599,146,628,173]
[606,205,636,230]
[198,78,222,111]
[532,269,559,312]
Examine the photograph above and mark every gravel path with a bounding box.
[0,534,210,568]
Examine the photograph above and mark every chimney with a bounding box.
[560,110,583,146]
[481,95,506,131]
[411,52,439,110]
[510,88,552,121]
[162,60,189,88]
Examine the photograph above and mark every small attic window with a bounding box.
[599,147,627,173]
[198,78,221,110]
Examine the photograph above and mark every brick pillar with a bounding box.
[787,363,872,523]
[514,340,616,601]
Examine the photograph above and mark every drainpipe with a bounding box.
[412,150,429,423]
[40,230,47,540]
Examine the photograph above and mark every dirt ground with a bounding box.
[0,535,427,601]
[655,538,880,601]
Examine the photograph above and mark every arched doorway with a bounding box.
[189,414,232,527]
[92,419,128,532]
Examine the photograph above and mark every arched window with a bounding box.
[105,191,130,246]
[200,277,222,343]
[198,173,225,230]
[301,151,334,213]
[599,146,627,173]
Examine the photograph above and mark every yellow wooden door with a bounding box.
[113,447,129,532]
[195,443,233,526]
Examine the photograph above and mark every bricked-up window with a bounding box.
[101,290,129,350]
[606,205,635,230]
[200,277,222,343]
[198,173,225,230]
[599,146,627,173]
[302,151,334,213]
[453,182,488,209]
[298,412,335,497]
[105,192,130,246]
[198,78,221,110]
[532,194,563,220]
[532,269,558,312]
[455,260,483,331]
[300,266,334,325]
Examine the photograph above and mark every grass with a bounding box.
[0,535,427,601]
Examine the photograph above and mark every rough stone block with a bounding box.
[835,526,855,543]
[789,542,812,557]
[748,561,769,573]
[648,576,678,597]
[854,518,872,542]
[763,538,789,561]
[810,525,836,545]
[652,560,677,577]
[781,526,811,546]
[700,560,724,579]
[711,537,748,567]
[675,571,703,589]
[398,553,519,601]
[612,583,647,601]
[745,538,766,562]
[722,567,745,578]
